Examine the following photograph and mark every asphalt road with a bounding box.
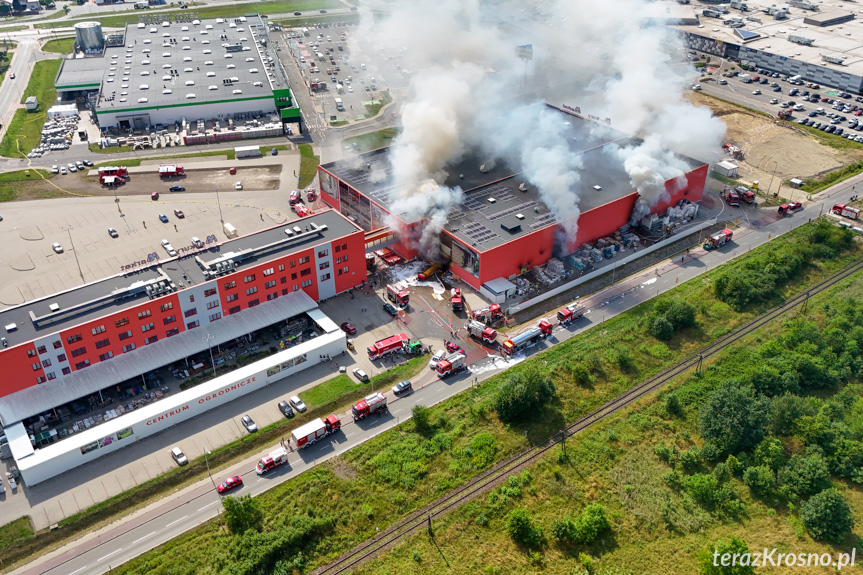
[14,168,863,575]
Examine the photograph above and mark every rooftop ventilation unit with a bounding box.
[487,197,496,203]
[593,185,602,191]
[518,183,527,192]
[515,213,525,220]
[822,54,846,64]
[49,303,60,312]
[789,34,815,45]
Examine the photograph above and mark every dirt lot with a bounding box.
[690,92,863,189]
[9,163,282,201]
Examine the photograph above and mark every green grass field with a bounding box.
[40,37,75,54]
[0,59,61,158]
[298,143,319,186]
[107,221,863,575]
[344,127,401,153]
[0,169,54,202]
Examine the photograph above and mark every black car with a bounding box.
[319,9,327,12]
[278,400,294,418]
[293,11,301,15]
[169,185,185,192]
[383,303,398,316]
[392,380,412,395]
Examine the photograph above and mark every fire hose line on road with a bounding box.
[312,255,863,575]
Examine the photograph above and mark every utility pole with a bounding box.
[202,333,216,377]
[63,226,85,282]
[215,188,224,224]
[204,449,217,489]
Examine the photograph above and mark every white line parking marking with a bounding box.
[132,531,156,545]
[165,515,188,529]
[97,549,122,562]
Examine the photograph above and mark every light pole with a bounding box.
[215,188,224,224]
[768,161,779,197]
[204,449,217,489]
[63,226,85,282]
[202,333,216,377]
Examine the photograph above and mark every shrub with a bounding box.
[650,316,674,341]
[801,488,854,543]
[223,495,264,534]
[506,508,543,546]
[698,382,769,455]
[493,364,556,423]
[666,301,696,329]
[779,450,831,499]
[699,535,755,575]
[469,433,497,468]
[754,437,785,471]
[412,404,432,435]
[569,362,593,386]
[678,447,700,472]
[665,393,682,416]
[550,505,611,545]
[742,465,777,498]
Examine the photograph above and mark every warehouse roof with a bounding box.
[55,57,108,89]
[0,210,360,348]
[92,15,287,115]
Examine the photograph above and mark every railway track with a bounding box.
[313,257,863,575]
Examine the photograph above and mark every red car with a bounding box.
[174,209,185,218]
[229,167,236,175]
[340,322,357,335]
[788,201,803,211]
[217,475,243,493]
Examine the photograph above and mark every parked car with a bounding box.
[241,415,257,433]
[51,242,63,253]
[289,395,307,412]
[67,163,77,172]
[51,165,59,174]
[108,227,118,238]
[235,181,243,190]
[217,475,243,493]
[382,302,398,316]
[429,349,445,369]
[191,236,204,248]
[278,400,294,418]
[169,185,185,192]
[159,213,169,223]
[161,239,177,256]
[340,322,357,334]
[352,368,369,382]
[60,166,66,175]
[173,209,185,218]
[171,446,188,465]
[392,380,413,395]
[229,167,236,175]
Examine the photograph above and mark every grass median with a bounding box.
[298,143,319,187]
[40,37,75,54]
[0,59,61,158]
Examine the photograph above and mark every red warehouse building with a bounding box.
[0,210,366,430]
[317,106,709,292]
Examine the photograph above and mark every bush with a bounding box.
[779,450,831,499]
[550,505,611,545]
[665,393,682,416]
[666,301,696,329]
[568,362,593,386]
[469,433,497,468]
[801,488,854,543]
[699,535,755,575]
[742,465,777,498]
[412,404,432,435]
[494,364,556,423]
[506,508,543,546]
[650,316,674,341]
[698,382,769,456]
[223,495,264,534]
[754,437,785,471]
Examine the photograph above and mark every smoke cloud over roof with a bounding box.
[349,0,725,256]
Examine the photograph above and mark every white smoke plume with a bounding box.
[349,0,726,255]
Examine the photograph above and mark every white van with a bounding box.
[171,447,188,465]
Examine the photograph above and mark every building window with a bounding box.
[42,358,52,367]
[320,273,331,281]
[75,360,91,370]
[264,280,276,289]
[52,340,62,349]
[248,299,260,308]
[57,353,66,362]
[302,279,312,288]
[244,274,256,283]
[32,363,40,371]
[184,308,198,317]
[160,302,174,312]
[91,325,106,335]
[209,312,222,322]
[290,260,296,268]
[280,276,287,284]
[298,256,309,264]
[267,292,278,301]
[27,349,36,357]
[145,336,158,345]
[335,244,341,253]
[282,288,289,295]
[291,272,298,280]
[318,249,329,258]
[118,330,133,341]
[122,343,136,352]
[186,320,200,330]
[206,300,219,310]
[62,367,71,375]
[263,267,274,276]
[95,338,110,349]
[70,347,87,357]
[67,333,82,344]
[246,287,258,295]
[342,242,348,250]
[336,256,341,264]
[163,315,176,325]
[37,345,47,354]
[224,280,236,290]
[226,293,238,302]
[204,288,217,297]
[189,294,195,303]
[300,268,311,277]
[166,328,179,337]
[141,323,155,333]
[293,285,299,292]
[228,305,241,314]
[36,376,46,384]
[99,351,114,361]
[115,317,129,328]
[278,264,285,271]
[342,254,348,262]
[46,372,56,381]
[137,310,151,319]
[319,261,330,270]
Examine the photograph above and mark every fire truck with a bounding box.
[704,228,734,250]
[291,415,341,449]
[734,185,756,204]
[295,204,311,218]
[502,320,553,356]
[466,320,497,344]
[256,447,289,475]
[386,284,410,307]
[158,165,185,178]
[306,188,317,202]
[290,190,302,206]
[367,333,410,359]
[557,303,586,325]
[365,253,377,269]
[725,189,740,207]
[471,304,503,325]
[436,352,467,377]
[352,392,388,421]
[832,204,861,220]
[451,288,463,312]
[98,166,128,178]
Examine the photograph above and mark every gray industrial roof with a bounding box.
[92,15,287,114]
[0,210,360,349]
[321,105,706,251]
[55,57,108,89]
[0,290,318,426]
